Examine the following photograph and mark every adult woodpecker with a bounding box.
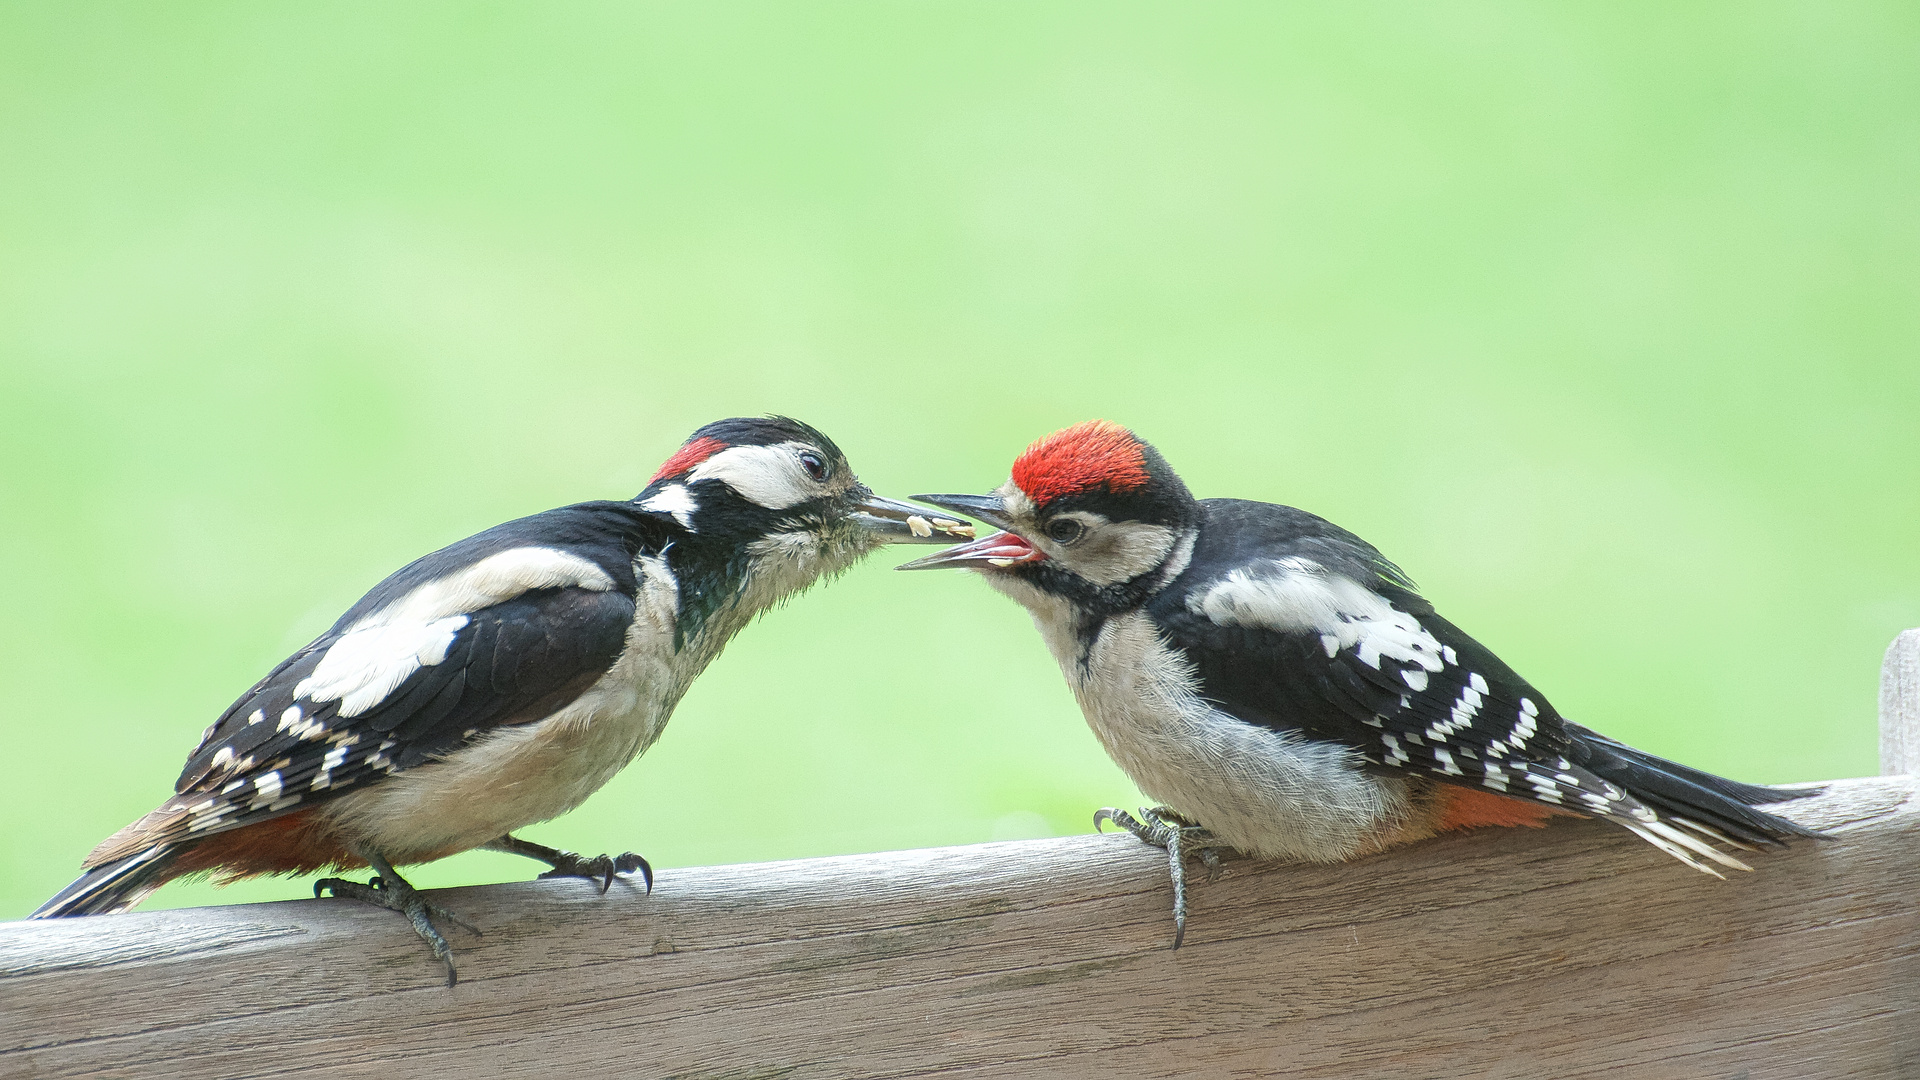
[903,420,1821,945]
[34,416,971,983]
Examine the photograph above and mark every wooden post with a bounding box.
[1882,628,1920,775]
[2,775,1916,1079]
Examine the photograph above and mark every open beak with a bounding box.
[895,493,1043,571]
[848,491,977,545]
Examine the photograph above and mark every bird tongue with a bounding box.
[895,530,1045,571]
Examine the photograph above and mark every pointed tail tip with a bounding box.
[31,847,176,918]
[1737,780,1827,805]
[32,869,125,918]
[1734,785,1833,843]
[1578,731,1832,846]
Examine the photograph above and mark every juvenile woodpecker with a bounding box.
[904,420,1821,945]
[34,416,971,983]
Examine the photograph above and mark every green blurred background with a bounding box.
[2,4,1916,919]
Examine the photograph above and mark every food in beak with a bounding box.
[854,494,976,542]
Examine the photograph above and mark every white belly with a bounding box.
[1008,591,1413,863]
[315,692,667,863]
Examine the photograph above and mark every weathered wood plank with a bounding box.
[1883,628,1920,775]
[1,775,1913,1080]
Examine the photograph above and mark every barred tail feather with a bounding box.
[1617,819,1753,877]
[1566,725,1827,875]
[31,845,180,918]
[1667,814,1759,851]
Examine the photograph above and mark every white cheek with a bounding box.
[1075,524,1176,586]
[1047,518,1173,587]
[687,444,814,509]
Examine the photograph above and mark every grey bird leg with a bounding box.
[486,833,653,895]
[1094,806,1225,949]
[314,852,481,988]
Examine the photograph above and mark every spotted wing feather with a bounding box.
[111,586,637,860]
[83,501,673,868]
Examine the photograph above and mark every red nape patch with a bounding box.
[1435,786,1570,833]
[1010,420,1150,505]
[650,436,728,483]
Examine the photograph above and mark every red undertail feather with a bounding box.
[165,809,366,884]
[1435,785,1565,832]
[1011,419,1151,504]
[37,808,373,917]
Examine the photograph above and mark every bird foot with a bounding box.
[1094,806,1225,949]
[314,869,481,988]
[486,834,653,895]
[536,849,654,895]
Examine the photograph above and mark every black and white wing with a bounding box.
[142,501,665,850]
[1149,499,1818,873]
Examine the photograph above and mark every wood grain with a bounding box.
[1,774,1914,1080]
[1882,628,1920,775]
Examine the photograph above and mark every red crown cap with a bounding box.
[650,436,728,483]
[1010,420,1150,505]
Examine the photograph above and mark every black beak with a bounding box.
[848,491,976,545]
[909,493,1015,531]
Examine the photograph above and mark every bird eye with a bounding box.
[1045,519,1085,544]
[798,451,832,483]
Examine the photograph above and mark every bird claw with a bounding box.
[1094,806,1225,949]
[314,871,481,988]
[536,850,654,895]
[1198,845,1224,882]
[486,834,655,895]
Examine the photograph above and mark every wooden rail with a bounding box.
[4,631,1918,1080]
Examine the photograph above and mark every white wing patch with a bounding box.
[293,546,616,719]
[296,614,470,717]
[1188,557,1445,679]
[366,546,616,627]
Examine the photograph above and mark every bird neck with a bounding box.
[659,521,870,654]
